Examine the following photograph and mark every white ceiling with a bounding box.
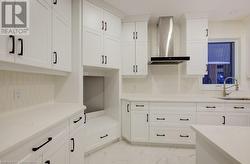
[104,0,250,21]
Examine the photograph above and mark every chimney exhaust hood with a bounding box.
[149,16,190,65]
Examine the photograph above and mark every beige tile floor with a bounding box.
[85,141,196,164]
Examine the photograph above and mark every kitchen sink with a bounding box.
[218,97,250,101]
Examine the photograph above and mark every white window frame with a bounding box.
[200,39,240,91]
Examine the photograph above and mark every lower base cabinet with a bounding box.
[131,111,149,142]
[69,126,85,164]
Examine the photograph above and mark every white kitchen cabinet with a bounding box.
[181,17,208,76]
[83,1,121,69]
[52,12,71,72]
[121,21,148,76]
[69,127,85,164]
[225,113,249,126]
[43,143,68,164]
[0,0,72,74]
[196,112,226,126]
[0,35,15,63]
[122,101,131,140]
[15,0,52,69]
[18,153,42,164]
[131,111,149,142]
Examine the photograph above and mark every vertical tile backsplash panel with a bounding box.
[0,71,55,114]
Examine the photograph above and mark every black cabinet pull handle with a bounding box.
[156,118,165,121]
[180,118,190,121]
[102,21,104,30]
[133,32,135,39]
[100,134,108,139]
[136,32,138,39]
[18,38,23,56]
[126,104,130,112]
[53,52,57,64]
[53,0,57,5]
[32,137,52,152]
[222,116,226,125]
[84,113,87,124]
[206,106,216,109]
[45,160,50,164]
[146,114,149,122]
[133,65,135,72]
[206,29,209,37]
[71,138,75,152]
[136,65,138,72]
[101,55,104,64]
[9,35,15,54]
[180,135,189,138]
[105,56,107,64]
[234,106,245,109]
[105,22,107,31]
[136,105,144,107]
[156,134,165,137]
[73,117,82,124]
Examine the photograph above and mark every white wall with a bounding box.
[122,20,250,97]
[0,71,55,114]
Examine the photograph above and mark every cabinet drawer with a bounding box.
[149,126,195,145]
[150,103,196,111]
[0,121,68,162]
[70,111,85,132]
[131,102,149,111]
[197,103,224,112]
[150,112,195,125]
[225,104,250,112]
[85,125,120,152]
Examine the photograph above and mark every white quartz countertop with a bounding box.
[122,94,250,103]
[192,125,250,164]
[0,103,86,157]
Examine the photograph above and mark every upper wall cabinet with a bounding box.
[121,21,148,76]
[0,0,72,74]
[83,1,121,69]
[181,17,208,76]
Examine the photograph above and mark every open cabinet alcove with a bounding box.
[83,67,121,154]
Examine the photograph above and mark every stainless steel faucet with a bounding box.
[223,77,239,97]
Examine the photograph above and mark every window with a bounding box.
[203,42,236,85]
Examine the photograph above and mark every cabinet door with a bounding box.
[83,1,103,67]
[15,0,51,68]
[122,101,131,140]
[0,35,14,63]
[135,42,148,75]
[103,35,120,69]
[52,13,71,72]
[121,23,136,75]
[226,113,250,126]
[135,22,148,42]
[43,143,68,164]
[197,112,225,126]
[131,111,149,142]
[186,41,207,76]
[103,10,121,39]
[70,127,85,164]
[52,0,71,23]
[186,18,208,41]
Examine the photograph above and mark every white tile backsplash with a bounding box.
[0,71,55,114]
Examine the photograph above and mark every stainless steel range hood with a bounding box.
[149,16,190,65]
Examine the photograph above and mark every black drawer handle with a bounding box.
[156,118,165,121]
[71,138,75,152]
[156,134,165,137]
[32,137,52,152]
[234,106,245,109]
[136,105,144,107]
[100,134,108,139]
[222,116,226,125]
[180,135,189,138]
[18,38,23,56]
[45,160,50,164]
[73,117,82,124]
[84,113,87,124]
[180,118,190,121]
[127,104,130,112]
[53,52,57,64]
[53,0,57,5]
[206,106,216,109]
[9,35,15,54]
